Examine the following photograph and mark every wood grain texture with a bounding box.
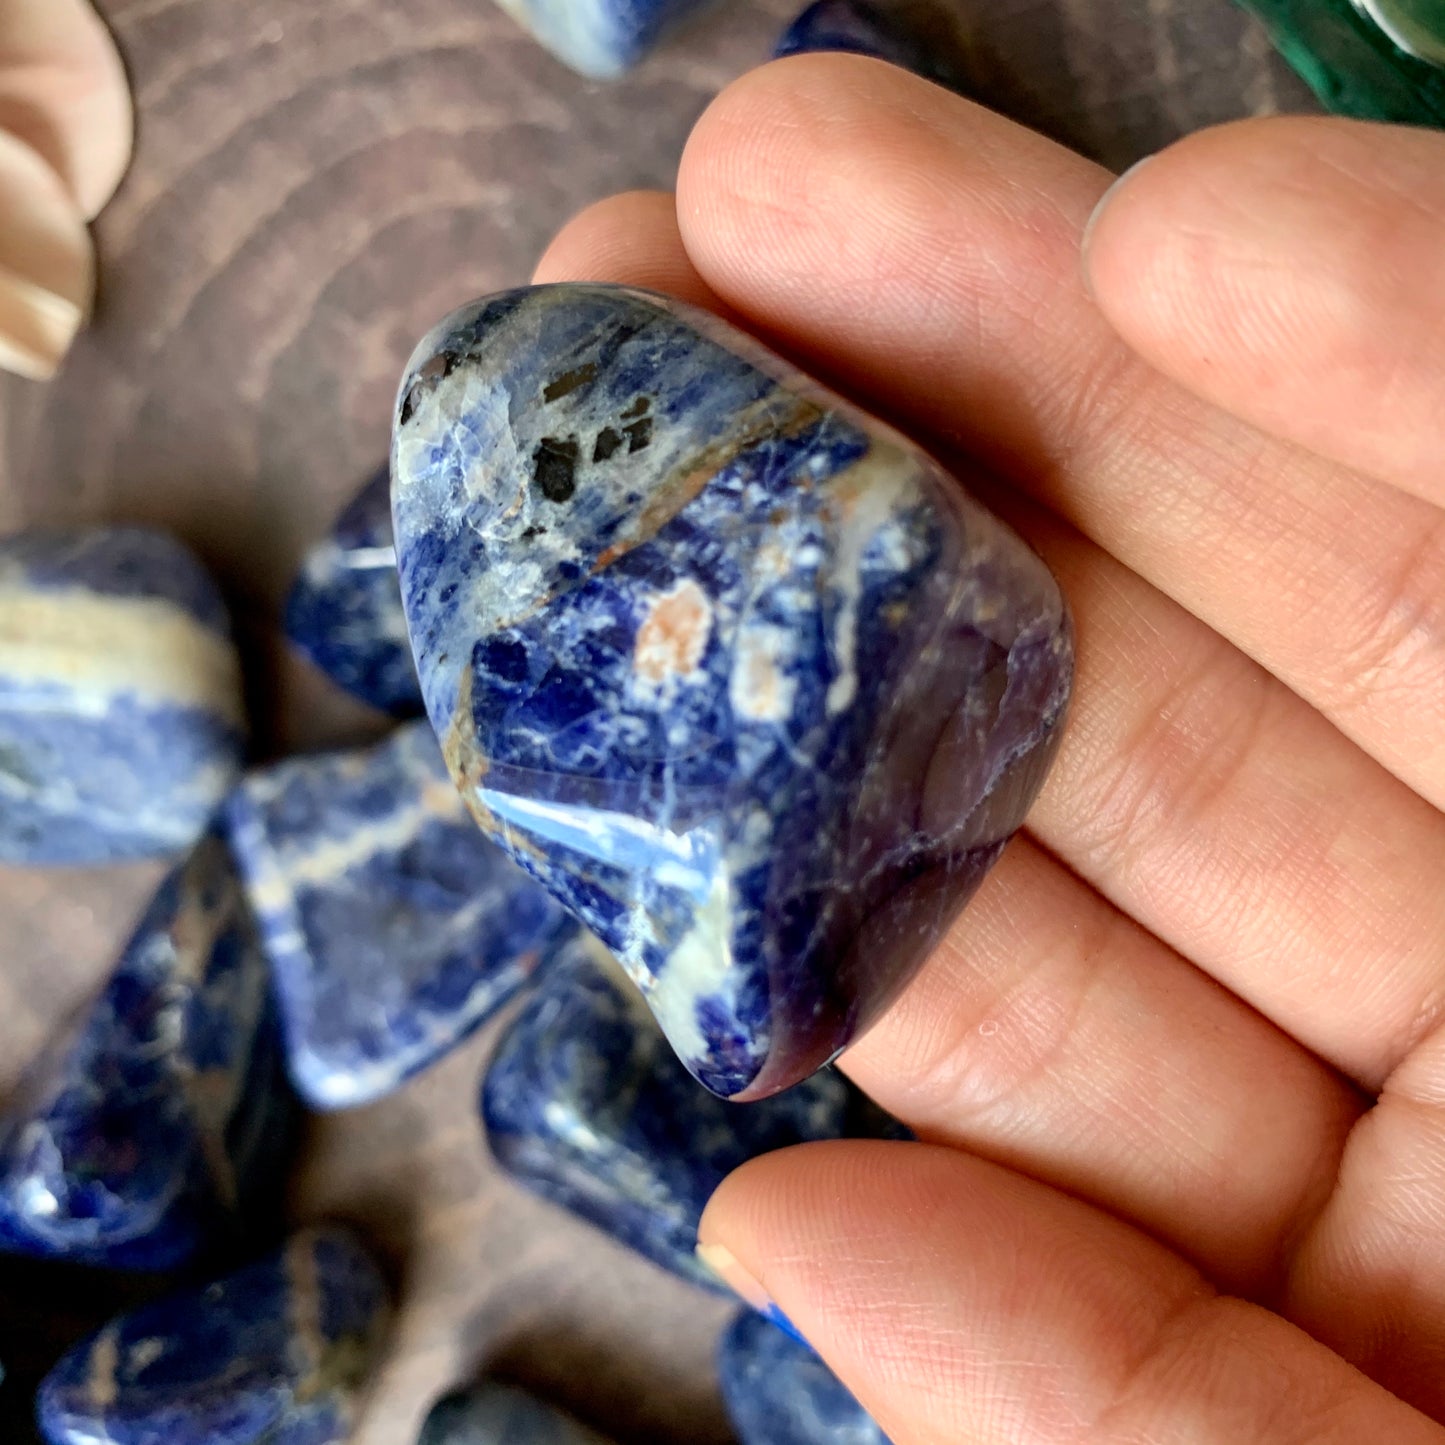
[0,0,1316,1441]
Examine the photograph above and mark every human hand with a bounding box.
[0,0,130,379]
[536,55,1445,1445]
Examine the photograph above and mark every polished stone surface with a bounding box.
[492,0,716,76]
[0,831,291,1271]
[284,466,424,717]
[227,721,577,1110]
[393,283,1073,1100]
[419,1383,612,1444]
[482,934,898,1289]
[774,0,976,91]
[718,1311,890,1444]
[0,528,246,865]
[36,1227,389,1445]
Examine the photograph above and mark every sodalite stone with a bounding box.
[419,1384,612,1444]
[284,467,424,717]
[482,934,896,1289]
[719,1311,890,1445]
[393,284,1072,1100]
[0,527,245,864]
[0,831,291,1271]
[774,0,976,93]
[226,721,577,1110]
[493,0,715,77]
[36,1227,389,1445]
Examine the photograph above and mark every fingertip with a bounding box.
[1078,116,1445,501]
[0,0,134,220]
[532,188,725,312]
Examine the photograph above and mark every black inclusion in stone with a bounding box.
[399,350,461,426]
[592,428,623,463]
[533,436,580,503]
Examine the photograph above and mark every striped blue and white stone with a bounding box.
[227,721,577,1110]
[392,283,1073,1101]
[0,527,245,864]
[36,1227,388,1445]
[0,829,292,1270]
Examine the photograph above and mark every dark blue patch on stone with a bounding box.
[718,1310,891,1444]
[284,467,425,718]
[481,935,899,1289]
[36,1228,388,1445]
[0,830,293,1272]
[774,0,977,93]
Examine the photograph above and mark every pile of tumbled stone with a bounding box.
[0,5,1039,1444]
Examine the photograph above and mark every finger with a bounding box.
[0,0,132,219]
[1083,117,1445,512]
[0,126,91,379]
[699,1142,1445,1445]
[675,58,1445,815]
[1285,1025,1445,1419]
[538,173,1445,1102]
[532,189,725,311]
[840,835,1360,1295]
[534,191,1367,1294]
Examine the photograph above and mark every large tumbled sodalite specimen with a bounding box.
[419,1383,613,1444]
[284,466,424,717]
[482,934,897,1288]
[393,283,1072,1100]
[227,721,577,1110]
[0,831,291,1271]
[774,0,976,93]
[719,1311,891,1445]
[0,527,245,864]
[36,1227,388,1445]
[493,0,715,77]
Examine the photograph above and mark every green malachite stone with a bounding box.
[1235,0,1445,126]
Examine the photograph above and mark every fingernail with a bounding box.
[0,131,94,381]
[0,270,86,380]
[1081,153,1154,280]
[696,1241,809,1346]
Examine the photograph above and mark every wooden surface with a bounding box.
[0,1,1316,1441]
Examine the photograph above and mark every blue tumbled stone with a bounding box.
[36,1226,389,1445]
[719,1311,890,1444]
[284,467,424,717]
[419,1383,612,1444]
[0,527,246,865]
[482,934,895,1289]
[227,720,577,1110]
[774,0,976,93]
[492,0,715,76]
[0,830,291,1271]
[393,284,1073,1100]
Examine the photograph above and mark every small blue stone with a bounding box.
[284,467,424,717]
[774,0,976,93]
[392,284,1073,1100]
[226,721,578,1110]
[0,527,246,865]
[0,830,292,1271]
[718,1311,891,1445]
[482,934,896,1290]
[493,0,716,76]
[36,1227,389,1445]
[418,1383,613,1444]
